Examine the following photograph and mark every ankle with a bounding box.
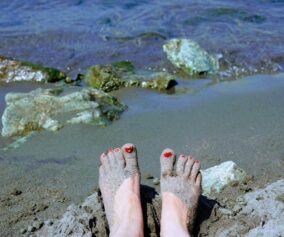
[161,192,190,237]
[110,192,144,237]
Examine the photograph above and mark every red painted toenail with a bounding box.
[195,160,200,163]
[189,155,193,159]
[114,148,120,152]
[125,146,134,153]
[163,151,173,158]
[108,147,113,152]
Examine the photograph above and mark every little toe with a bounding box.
[100,152,109,169]
[176,154,188,176]
[196,172,202,187]
[113,147,125,168]
[160,148,175,177]
[184,155,195,178]
[189,160,201,182]
[121,143,139,175]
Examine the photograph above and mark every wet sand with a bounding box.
[0,73,284,236]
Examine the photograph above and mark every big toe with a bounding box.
[121,143,139,175]
[160,148,175,177]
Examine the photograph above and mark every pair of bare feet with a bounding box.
[99,143,202,237]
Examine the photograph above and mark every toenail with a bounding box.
[124,146,134,153]
[108,147,113,152]
[195,160,200,163]
[114,148,120,152]
[163,151,173,158]
[180,154,185,158]
[101,153,106,157]
[188,155,193,160]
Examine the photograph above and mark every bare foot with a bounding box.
[160,149,202,237]
[99,143,144,237]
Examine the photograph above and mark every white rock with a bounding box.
[163,38,219,75]
[201,161,247,196]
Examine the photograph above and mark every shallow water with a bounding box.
[0,0,283,78]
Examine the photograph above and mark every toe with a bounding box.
[176,154,187,176]
[113,147,125,168]
[196,172,202,186]
[160,148,175,177]
[190,160,201,182]
[100,152,110,170]
[184,155,194,178]
[106,147,116,168]
[121,143,139,174]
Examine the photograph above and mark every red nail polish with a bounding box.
[163,151,173,158]
[108,147,113,152]
[188,155,193,159]
[114,148,120,152]
[195,160,200,163]
[125,146,134,153]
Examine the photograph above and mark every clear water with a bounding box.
[0,0,283,79]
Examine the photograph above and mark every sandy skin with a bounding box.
[99,144,201,237]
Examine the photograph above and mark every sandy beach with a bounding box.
[0,73,284,236]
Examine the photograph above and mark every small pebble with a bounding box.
[20,228,27,234]
[144,173,154,180]
[45,220,53,226]
[11,189,22,196]
[152,178,160,185]
[27,225,36,232]
[33,221,43,230]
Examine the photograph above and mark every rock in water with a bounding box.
[85,63,177,92]
[201,161,247,196]
[163,38,219,75]
[0,56,68,83]
[85,64,126,92]
[1,88,126,137]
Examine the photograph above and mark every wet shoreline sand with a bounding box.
[0,73,284,236]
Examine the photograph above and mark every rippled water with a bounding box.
[0,0,284,79]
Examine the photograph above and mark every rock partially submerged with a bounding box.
[0,56,69,83]
[33,161,248,237]
[201,161,247,197]
[85,63,177,92]
[163,38,219,75]
[1,87,126,137]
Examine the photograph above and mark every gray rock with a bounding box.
[215,179,284,237]
[1,87,126,137]
[35,192,108,237]
[85,64,177,92]
[0,55,68,83]
[163,38,219,75]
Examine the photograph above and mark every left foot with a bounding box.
[160,149,202,237]
[99,143,144,237]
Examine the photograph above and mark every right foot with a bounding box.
[160,149,202,237]
[99,143,144,237]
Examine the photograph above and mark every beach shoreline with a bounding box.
[0,72,284,236]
